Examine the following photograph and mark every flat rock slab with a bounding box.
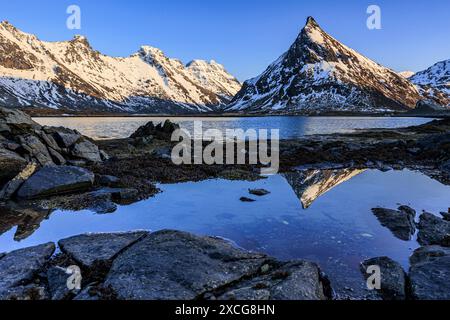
[0,243,55,299]
[59,231,149,269]
[372,206,416,241]
[409,246,450,300]
[105,230,328,300]
[417,212,450,246]
[17,165,95,199]
[361,257,406,300]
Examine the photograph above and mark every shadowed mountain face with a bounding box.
[227,17,422,114]
[283,169,366,209]
[0,21,241,114]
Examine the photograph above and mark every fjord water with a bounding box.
[34,116,433,140]
[1,169,450,296]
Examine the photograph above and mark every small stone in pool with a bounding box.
[249,189,271,197]
[240,197,256,202]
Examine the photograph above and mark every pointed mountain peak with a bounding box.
[138,45,166,58]
[305,16,320,28]
[300,16,326,44]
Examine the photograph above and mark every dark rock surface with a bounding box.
[240,197,256,202]
[417,212,450,246]
[372,206,416,241]
[248,189,271,196]
[361,257,406,300]
[47,267,78,300]
[59,231,149,269]
[409,246,450,300]
[0,243,55,299]
[130,120,180,141]
[17,165,95,199]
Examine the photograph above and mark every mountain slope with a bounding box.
[410,60,450,107]
[227,17,421,114]
[398,71,415,79]
[0,21,241,114]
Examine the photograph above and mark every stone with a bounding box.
[47,267,79,300]
[17,165,95,199]
[372,206,416,241]
[0,162,39,200]
[1,284,49,300]
[105,230,328,300]
[71,140,102,163]
[0,147,27,188]
[18,134,53,166]
[240,197,256,202]
[59,231,149,269]
[48,147,66,165]
[45,126,81,148]
[361,257,406,300]
[440,211,450,221]
[130,120,180,141]
[98,175,120,187]
[417,212,450,246]
[249,189,271,196]
[409,246,450,300]
[0,243,55,299]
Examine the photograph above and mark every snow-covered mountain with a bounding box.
[398,71,415,79]
[409,60,449,107]
[0,21,241,114]
[227,17,421,114]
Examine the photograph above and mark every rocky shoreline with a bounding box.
[1,107,450,300]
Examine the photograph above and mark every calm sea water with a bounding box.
[34,116,433,140]
[1,169,449,297]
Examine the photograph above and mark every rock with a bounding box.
[361,257,406,300]
[48,147,66,165]
[249,189,271,196]
[240,197,256,202]
[440,210,450,221]
[417,212,450,246]
[45,126,81,148]
[1,284,49,300]
[0,243,55,299]
[98,175,120,187]
[372,206,416,241]
[0,162,39,200]
[409,246,450,300]
[18,134,53,166]
[17,165,95,199]
[105,230,328,300]
[47,267,79,300]
[59,231,149,269]
[71,140,102,163]
[151,146,172,159]
[130,120,180,141]
[0,147,27,188]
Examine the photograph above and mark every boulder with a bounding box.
[0,147,27,188]
[104,230,328,300]
[71,140,102,163]
[130,120,180,141]
[43,126,81,148]
[417,212,450,246]
[249,189,271,196]
[47,267,79,300]
[0,162,39,200]
[240,197,256,202]
[372,206,416,241]
[18,134,53,166]
[58,231,149,269]
[361,257,406,300]
[409,246,450,300]
[98,175,120,187]
[17,165,95,199]
[0,243,55,299]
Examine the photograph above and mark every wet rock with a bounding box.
[105,230,328,300]
[361,257,406,300]
[98,175,120,187]
[130,120,180,141]
[0,243,55,299]
[17,165,95,199]
[59,231,149,270]
[0,162,39,200]
[409,246,450,300]
[47,267,79,300]
[240,197,256,202]
[71,140,102,163]
[372,206,416,241]
[417,212,450,246]
[0,147,27,187]
[249,189,271,196]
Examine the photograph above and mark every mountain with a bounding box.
[0,21,241,114]
[409,60,450,108]
[398,71,415,79]
[226,17,421,114]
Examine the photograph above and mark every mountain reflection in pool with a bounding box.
[1,169,450,297]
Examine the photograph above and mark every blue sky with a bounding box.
[1,0,449,81]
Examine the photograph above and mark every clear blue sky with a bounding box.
[1,0,449,81]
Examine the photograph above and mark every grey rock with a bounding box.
[151,146,172,159]
[440,210,450,221]
[409,246,450,300]
[0,162,39,200]
[131,120,180,141]
[98,175,120,187]
[48,147,66,165]
[0,243,55,299]
[59,231,149,269]
[0,147,27,187]
[361,257,406,300]
[240,197,256,202]
[105,230,328,300]
[417,212,450,246]
[45,127,81,148]
[18,134,53,166]
[372,206,416,241]
[71,140,102,163]
[249,189,271,196]
[47,267,79,300]
[0,107,37,127]
[17,165,95,199]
